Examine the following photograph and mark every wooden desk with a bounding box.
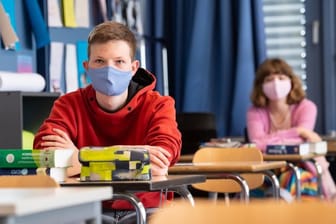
[61,175,206,224]
[263,153,324,200]
[322,136,336,155]
[170,161,286,173]
[0,187,112,224]
[179,154,193,163]
[263,154,321,161]
[168,161,286,201]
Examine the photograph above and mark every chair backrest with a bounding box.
[176,112,217,155]
[192,147,264,193]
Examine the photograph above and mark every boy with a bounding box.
[33,21,181,223]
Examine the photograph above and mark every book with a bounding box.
[265,143,310,155]
[0,149,74,168]
[0,168,50,175]
[308,141,327,154]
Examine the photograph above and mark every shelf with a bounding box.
[0,91,59,149]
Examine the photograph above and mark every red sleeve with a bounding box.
[33,96,77,149]
[145,96,182,165]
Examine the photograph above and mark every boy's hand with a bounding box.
[141,145,171,176]
[40,128,77,150]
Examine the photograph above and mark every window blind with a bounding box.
[263,0,306,86]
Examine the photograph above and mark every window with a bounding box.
[263,0,307,87]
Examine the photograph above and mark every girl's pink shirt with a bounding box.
[246,99,317,152]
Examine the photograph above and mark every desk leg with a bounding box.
[310,159,323,199]
[288,163,301,200]
[226,174,249,203]
[168,186,195,207]
[262,170,280,200]
[113,192,146,224]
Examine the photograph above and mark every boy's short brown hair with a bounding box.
[250,58,306,107]
[87,21,137,60]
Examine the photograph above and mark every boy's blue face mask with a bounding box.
[86,66,132,96]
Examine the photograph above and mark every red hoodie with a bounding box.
[34,68,181,209]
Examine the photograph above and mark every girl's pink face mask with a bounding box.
[262,78,291,101]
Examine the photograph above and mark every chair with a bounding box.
[191,147,264,199]
[176,112,217,155]
[175,112,218,197]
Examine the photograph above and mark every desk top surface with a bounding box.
[168,161,286,174]
[61,174,206,191]
[322,136,336,154]
[180,152,325,163]
[0,187,112,216]
[179,154,194,162]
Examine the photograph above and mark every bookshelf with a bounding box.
[0,1,91,148]
[0,91,59,148]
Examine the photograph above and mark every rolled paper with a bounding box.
[0,71,46,92]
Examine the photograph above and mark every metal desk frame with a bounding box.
[61,174,206,224]
[168,161,286,202]
[263,154,324,200]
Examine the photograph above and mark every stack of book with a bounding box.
[265,141,327,155]
[0,149,73,182]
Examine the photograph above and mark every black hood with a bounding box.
[132,68,155,86]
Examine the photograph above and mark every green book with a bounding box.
[0,149,73,168]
